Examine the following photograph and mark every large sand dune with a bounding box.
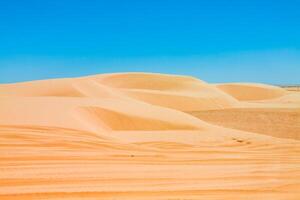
[0,73,299,199]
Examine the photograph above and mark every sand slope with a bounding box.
[97,73,240,111]
[189,108,300,140]
[0,73,300,199]
[216,83,287,101]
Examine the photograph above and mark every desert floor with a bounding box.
[0,73,299,199]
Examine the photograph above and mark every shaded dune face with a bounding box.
[119,88,239,111]
[78,107,200,131]
[0,72,300,199]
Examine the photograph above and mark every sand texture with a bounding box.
[0,73,299,199]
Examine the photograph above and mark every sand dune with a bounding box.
[216,83,287,101]
[97,73,240,111]
[265,93,300,104]
[0,73,299,199]
[0,78,84,97]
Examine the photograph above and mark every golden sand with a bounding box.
[0,73,299,199]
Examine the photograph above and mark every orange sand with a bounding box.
[0,73,299,199]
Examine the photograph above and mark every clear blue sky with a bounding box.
[0,0,299,84]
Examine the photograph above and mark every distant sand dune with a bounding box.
[0,73,299,199]
[95,72,206,90]
[267,93,300,104]
[216,83,287,101]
